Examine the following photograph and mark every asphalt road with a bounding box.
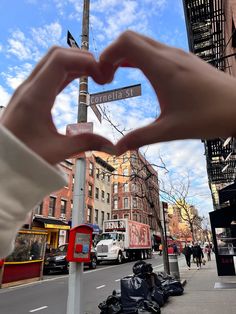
[0,254,167,314]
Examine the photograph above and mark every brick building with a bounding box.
[31,154,114,248]
[96,150,161,235]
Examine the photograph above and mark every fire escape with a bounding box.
[183,0,236,208]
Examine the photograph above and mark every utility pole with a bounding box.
[66,1,90,314]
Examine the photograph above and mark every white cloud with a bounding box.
[7,29,40,61]
[31,22,62,48]
[2,63,33,90]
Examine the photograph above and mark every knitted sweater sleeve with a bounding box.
[0,125,66,258]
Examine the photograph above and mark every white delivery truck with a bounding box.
[96,219,152,263]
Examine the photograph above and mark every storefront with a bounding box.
[210,206,236,276]
[32,216,70,249]
[1,230,47,288]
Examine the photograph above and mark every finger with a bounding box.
[100,31,165,72]
[115,117,178,155]
[29,48,105,103]
[48,133,116,164]
[99,31,171,92]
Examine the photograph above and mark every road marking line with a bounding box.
[29,306,48,312]
[96,285,106,289]
[115,279,120,282]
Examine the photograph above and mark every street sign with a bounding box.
[66,122,93,136]
[86,94,102,123]
[67,30,80,48]
[89,84,141,106]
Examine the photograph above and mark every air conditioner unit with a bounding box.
[60,213,66,219]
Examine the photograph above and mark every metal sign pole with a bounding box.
[66,1,90,314]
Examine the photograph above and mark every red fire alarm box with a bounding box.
[66,225,93,262]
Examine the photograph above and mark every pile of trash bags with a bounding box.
[98,260,184,314]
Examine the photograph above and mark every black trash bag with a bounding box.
[136,300,161,314]
[98,294,122,314]
[151,286,165,307]
[121,276,151,312]
[156,272,175,283]
[161,279,184,296]
[133,261,153,278]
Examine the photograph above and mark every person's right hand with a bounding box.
[100,31,236,154]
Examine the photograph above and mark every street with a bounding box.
[0,254,168,314]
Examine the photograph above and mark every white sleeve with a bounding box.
[0,125,67,258]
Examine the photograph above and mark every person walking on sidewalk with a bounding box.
[183,243,192,270]
[159,243,163,256]
[192,242,204,269]
[205,244,211,261]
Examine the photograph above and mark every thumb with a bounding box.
[63,133,116,158]
[115,117,175,155]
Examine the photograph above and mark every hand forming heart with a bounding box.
[2,30,236,164]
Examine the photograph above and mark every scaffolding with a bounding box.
[183,0,236,184]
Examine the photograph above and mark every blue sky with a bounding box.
[0,0,213,216]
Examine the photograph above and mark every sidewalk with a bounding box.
[162,255,236,314]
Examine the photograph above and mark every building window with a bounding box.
[95,209,98,224]
[113,170,118,180]
[101,172,105,180]
[89,162,94,176]
[87,206,92,223]
[95,187,99,199]
[88,184,93,197]
[101,211,105,224]
[123,168,128,176]
[123,154,129,163]
[124,213,130,219]
[123,182,129,192]
[124,197,129,209]
[61,199,67,214]
[107,193,110,204]
[101,190,105,200]
[113,183,118,193]
[107,175,111,183]
[107,213,110,220]
[96,168,99,179]
[131,183,136,192]
[35,202,43,215]
[113,214,118,219]
[49,196,56,216]
[132,197,137,208]
[114,198,118,209]
[133,213,137,221]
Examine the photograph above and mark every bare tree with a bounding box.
[160,172,201,243]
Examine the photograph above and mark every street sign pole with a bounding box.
[66,1,90,314]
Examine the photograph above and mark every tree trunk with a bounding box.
[190,223,195,242]
[157,219,170,274]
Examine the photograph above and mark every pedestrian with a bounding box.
[205,245,211,261]
[192,242,204,270]
[173,243,178,255]
[159,243,163,256]
[182,243,192,270]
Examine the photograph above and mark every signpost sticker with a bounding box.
[66,122,93,136]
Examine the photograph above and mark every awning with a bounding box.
[33,216,70,230]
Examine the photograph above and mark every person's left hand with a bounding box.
[1,47,115,164]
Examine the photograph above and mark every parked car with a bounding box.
[43,243,97,274]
